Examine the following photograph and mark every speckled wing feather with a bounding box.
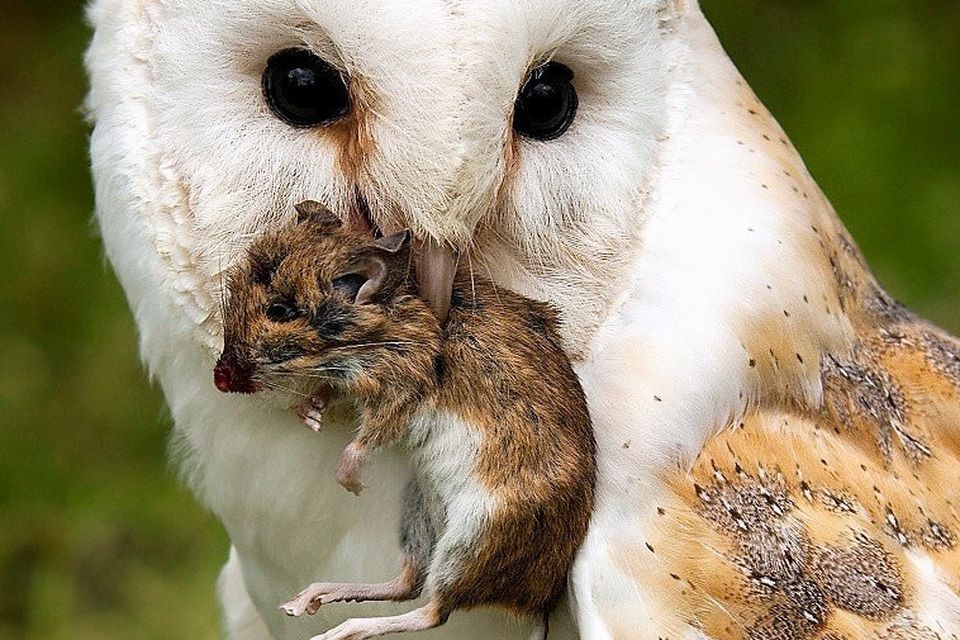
[645,245,960,639]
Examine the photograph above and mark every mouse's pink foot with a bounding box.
[279,572,419,617]
[336,442,367,496]
[280,583,328,617]
[307,603,442,640]
[296,390,331,432]
[281,583,371,616]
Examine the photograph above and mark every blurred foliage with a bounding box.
[0,2,227,639]
[704,0,960,323]
[0,1,956,639]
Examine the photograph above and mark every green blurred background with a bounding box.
[0,1,957,638]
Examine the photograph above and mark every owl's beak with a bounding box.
[349,197,459,322]
[415,236,459,323]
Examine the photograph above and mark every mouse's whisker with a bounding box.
[327,341,415,351]
[272,366,355,378]
[475,253,502,307]
[271,362,356,373]
[466,251,478,310]
[260,380,309,397]
[274,371,344,380]
[216,252,228,324]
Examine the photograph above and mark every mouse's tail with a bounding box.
[529,612,549,640]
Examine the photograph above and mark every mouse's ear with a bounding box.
[332,258,387,306]
[371,229,411,255]
[331,231,411,305]
[294,201,342,228]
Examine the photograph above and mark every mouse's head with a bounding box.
[214,201,437,396]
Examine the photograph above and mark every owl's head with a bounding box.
[86,0,692,350]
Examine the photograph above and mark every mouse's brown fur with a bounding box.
[432,282,595,616]
[217,201,440,449]
[216,202,596,640]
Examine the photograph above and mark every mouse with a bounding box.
[214,201,596,640]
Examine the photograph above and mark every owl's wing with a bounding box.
[560,17,960,630]
[573,300,960,639]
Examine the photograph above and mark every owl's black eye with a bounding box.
[262,48,349,128]
[513,62,578,141]
[266,301,301,323]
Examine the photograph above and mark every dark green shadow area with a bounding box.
[706,0,960,327]
[0,3,226,639]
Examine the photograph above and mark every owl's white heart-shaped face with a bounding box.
[86,0,673,353]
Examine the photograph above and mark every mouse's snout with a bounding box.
[214,353,260,395]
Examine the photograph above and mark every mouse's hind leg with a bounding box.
[281,480,438,617]
[280,558,423,617]
[307,601,447,640]
[528,613,550,640]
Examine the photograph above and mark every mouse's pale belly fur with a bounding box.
[403,409,498,599]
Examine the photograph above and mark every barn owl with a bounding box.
[84,0,960,639]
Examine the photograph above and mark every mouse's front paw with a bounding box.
[336,443,367,496]
[296,396,328,433]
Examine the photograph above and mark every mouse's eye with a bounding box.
[331,273,367,303]
[266,301,301,323]
[262,48,350,128]
[513,61,578,141]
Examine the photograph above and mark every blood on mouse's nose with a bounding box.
[213,363,234,393]
[213,355,259,394]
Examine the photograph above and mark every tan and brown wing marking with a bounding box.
[650,317,960,640]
